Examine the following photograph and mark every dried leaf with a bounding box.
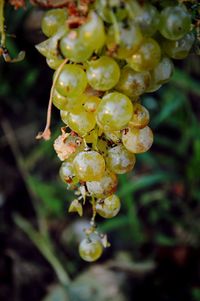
[69,199,83,217]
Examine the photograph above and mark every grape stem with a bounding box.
[0,0,6,47]
[36,58,68,141]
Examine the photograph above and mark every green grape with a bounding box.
[106,144,136,174]
[86,169,118,198]
[60,30,93,63]
[52,89,69,111]
[127,38,161,72]
[115,66,151,99]
[161,32,195,59]
[129,103,150,129]
[95,0,127,23]
[59,161,75,184]
[96,194,121,219]
[122,126,154,154]
[135,4,160,37]
[55,65,87,97]
[61,109,96,136]
[86,56,120,91]
[79,11,106,51]
[96,139,108,156]
[159,5,191,40]
[84,96,101,113]
[146,83,161,93]
[79,238,103,262]
[73,151,105,181]
[96,92,133,131]
[46,57,64,70]
[150,57,174,85]
[41,8,67,37]
[106,23,143,59]
[59,94,86,114]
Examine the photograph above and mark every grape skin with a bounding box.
[96,194,121,219]
[79,238,103,262]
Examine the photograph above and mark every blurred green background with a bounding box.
[0,3,200,301]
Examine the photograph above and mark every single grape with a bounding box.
[60,30,93,63]
[79,238,103,262]
[95,0,127,23]
[55,65,87,97]
[159,5,191,40]
[79,11,106,51]
[46,57,64,70]
[150,57,174,85]
[86,169,118,198]
[59,94,86,114]
[106,144,136,174]
[41,8,67,37]
[127,38,161,72]
[73,151,105,181]
[122,126,154,154]
[84,96,101,113]
[135,4,160,37]
[52,89,69,111]
[59,161,75,184]
[104,130,122,144]
[161,32,195,59]
[96,92,133,131]
[129,103,150,129]
[86,56,120,91]
[115,66,151,99]
[61,109,96,136]
[96,194,121,219]
[106,23,143,59]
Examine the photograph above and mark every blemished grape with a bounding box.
[59,161,75,184]
[159,5,191,40]
[86,56,120,91]
[115,66,151,100]
[162,32,195,59]
[106,23,143,59]
[106,144,136,174]
[55,65,87,97]
[150,57,174,85]
[61,109,96,137]
[80,11,106,51]
[104,130,121,144]
[122,126,154,154]
[127,38,161,72]
[84,96,101,113]
[86,169,118,198]
[73,151,105,181]
[60,30,93,63]
[96,92,133,131]
[135,4,160,37]
[129,103,150,129]
[60,94,86,114]
[79,238,103,262]
[52,89,69,111]
[41,8,67,37]
[96,194,121,218]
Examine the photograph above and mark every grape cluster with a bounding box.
[36,0,195,262]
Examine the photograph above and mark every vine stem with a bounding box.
[0,0,6,47]
[36,58,68,141]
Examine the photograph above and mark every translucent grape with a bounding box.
[52,89,69,111]
[73,151,105,181]
[86,56,120,91]
[159,5,191,40]
[162,32,195,59]
[151,57,174,85]
[86,169,118,198]
[96,194,121,219]
[79,238,103,262]
[59,161,75,184]
[122,127,154,154]
[115,66,151,99]
[129,103,150,129]
[60,30,93,63]
[55,65,87,97]
[84,96,101,113]
[135,4,160,37]
[104,130,121,144]
[41,8,67,37]
[127,38,161,72]
[106,144,136,174]
[95,0,127,23]
[96,92,133,131]
[106,23,143,59]
[46,57,64,70]
[79,11,106,51]
[59,94,86,114]
[61,109,96,137]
